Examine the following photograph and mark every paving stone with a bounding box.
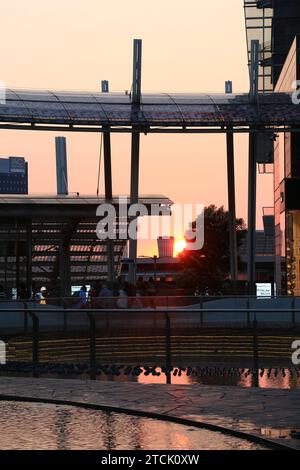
[0,377,299,448]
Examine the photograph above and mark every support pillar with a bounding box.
[128,39,142,285]
[26,220,32,299]
[226,130,238,292]
[247,132,257,295]
[247,40,259,296]
[103,130,112,200]
[15,240,20,298]
[103,128,114,286]
[4,242,8,297]
[59,241,71,298]
[128,131,140,285]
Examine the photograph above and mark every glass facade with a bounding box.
[244,1,300,92]
[244,0,274,92]
[274,36,300,295]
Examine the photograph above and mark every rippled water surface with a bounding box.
[0,401,267,450]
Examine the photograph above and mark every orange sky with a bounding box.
[0,0,273,256]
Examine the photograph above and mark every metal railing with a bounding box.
[0,305,299,386]
[1,294,300,309]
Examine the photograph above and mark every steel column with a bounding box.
[247,40,259,295]
[103,128,114,286]
[59,241,71,297]
[15,239,20,297]
[103,131,112,200]
[128,131,140,284]
[26,220,32,299]
[247,132,257,295]
[226,131,238,291]
[128,39,142,284]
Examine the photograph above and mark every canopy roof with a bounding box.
[0,194,172,218]
[0,89,297,130]
[0,195,172,286]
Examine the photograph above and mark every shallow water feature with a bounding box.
[0,401,268,450]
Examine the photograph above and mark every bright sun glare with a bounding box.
[174,239,187,255]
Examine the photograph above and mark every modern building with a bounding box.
[238,230,277,285]
[244,0,300,93]
[157,236,174,258]
[274,35,300,295]
[0,157,28,194]
[244,1,300,295]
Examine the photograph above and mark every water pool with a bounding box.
[0,400,268,450]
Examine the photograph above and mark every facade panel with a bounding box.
[274,35,300,295]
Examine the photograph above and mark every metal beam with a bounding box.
[0,124,299,134]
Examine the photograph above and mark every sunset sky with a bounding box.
[0,0,273,255]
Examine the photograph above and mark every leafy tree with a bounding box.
[176,205,245,293]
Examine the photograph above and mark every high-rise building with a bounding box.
[0,157,28,194]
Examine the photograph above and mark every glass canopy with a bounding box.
[0,89,298,129]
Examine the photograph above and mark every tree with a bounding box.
[176,205,245,293]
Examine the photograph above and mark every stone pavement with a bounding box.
[0,377,299,449]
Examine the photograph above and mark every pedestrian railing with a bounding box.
[0,305,299,385]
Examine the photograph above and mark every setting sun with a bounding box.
[174,239,187,255]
